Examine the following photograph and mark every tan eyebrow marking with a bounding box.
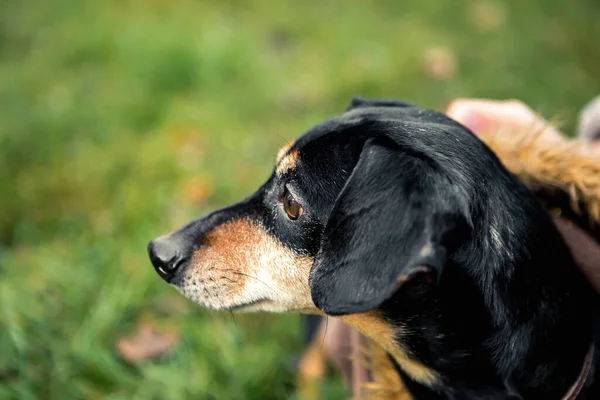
[276,149,300,176]
[276,141,295,164]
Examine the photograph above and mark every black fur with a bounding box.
[150,97,600,399]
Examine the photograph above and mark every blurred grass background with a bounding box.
[1,0,599,399]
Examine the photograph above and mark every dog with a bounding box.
[148,97,600,399]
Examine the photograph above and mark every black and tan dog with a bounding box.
[148,97,600,399]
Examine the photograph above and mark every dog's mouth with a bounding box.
[226,298,269,312]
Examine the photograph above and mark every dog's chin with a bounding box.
[170,284,317,315]
[226,299,271,312]
[172,286,315,313]
[226,302,320,314]
[229,301,320,314]
[168,274,307,313]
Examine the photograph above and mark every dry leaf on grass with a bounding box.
[116,321,179,364]
[422,47,457,81]
[467,1,507,31]
[178,174,215,206]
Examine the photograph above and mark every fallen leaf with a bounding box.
[467,1,507,31]
[423,47,457,81]
[266,28,293,56]
[166,126,206,172]
[116,320,179,364]
[178,174,214,206]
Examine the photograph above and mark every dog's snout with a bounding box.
[148,236,189,282]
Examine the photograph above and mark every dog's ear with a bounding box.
[309,136,469,315]
[346,96,416,112]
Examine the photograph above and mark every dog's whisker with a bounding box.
[320,316,329,353]
[228,309,238,330]
[230,271,278,292]
[220,275,238,284]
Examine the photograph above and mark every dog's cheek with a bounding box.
[179,218,316,312]
[244,223,317,312]
[260,249,317,312]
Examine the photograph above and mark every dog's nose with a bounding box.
[147,236,189,282]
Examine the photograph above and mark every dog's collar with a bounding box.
[562,343,595,400]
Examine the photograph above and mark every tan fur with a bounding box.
[358,338,414,400]
[180,218,318,313]
[277,148,300,176]
[277,141,295,164]
[338,312,438,387]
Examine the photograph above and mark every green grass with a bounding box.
[1,0,599,398]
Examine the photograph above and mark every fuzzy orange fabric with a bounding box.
[481,129,600,234]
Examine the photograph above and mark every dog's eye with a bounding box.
[283,190,303,220]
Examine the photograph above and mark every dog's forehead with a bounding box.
[293,105,462,149]
[274,104,472,184]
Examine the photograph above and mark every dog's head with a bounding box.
[147,97,519,317]
[148,97,594,392]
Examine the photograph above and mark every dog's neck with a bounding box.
[383,342,598,400]
[436,204,600,398]
[477,218,599,398]
[367,244,599,398]
[332,192,600,398]
[377,308,598,399]
[337,311,440,386]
